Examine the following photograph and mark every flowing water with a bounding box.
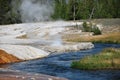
[1,43,120,80]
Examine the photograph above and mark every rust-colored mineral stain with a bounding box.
[0,49,21,64]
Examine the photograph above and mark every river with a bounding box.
[0,43,120,80]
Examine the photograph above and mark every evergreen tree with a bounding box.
[0,0,12,24]
[0,0,120,25]
[66,0,79,20]
[52,0,67,20]
[0,0,21,24]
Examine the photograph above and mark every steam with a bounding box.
[51,35,62,46]
[11,0,65,46]
[18,0,54,22]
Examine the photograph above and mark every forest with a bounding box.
[0,0,120,25]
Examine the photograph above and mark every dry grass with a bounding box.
[91,19,120,26]
[88,19,120,33]
[63,32,120,43]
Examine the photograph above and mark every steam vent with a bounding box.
[0,21,94,64]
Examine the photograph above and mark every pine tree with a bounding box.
[0,0,12,24]
[52,0,67,20]
[66,0,79,20]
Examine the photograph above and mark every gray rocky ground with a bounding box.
[0,68,68,80]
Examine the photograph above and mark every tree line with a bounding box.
[0,0,120,25]
[0,0,21,25]
[52,0,120,20]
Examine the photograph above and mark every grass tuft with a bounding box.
[71,48,120,70]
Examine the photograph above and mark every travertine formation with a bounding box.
[0,21,94,80]
[0,21,94,64]
[0,45,49,60]
[38,42,94,53]
[0,50,21,64]
[0,68,68,80]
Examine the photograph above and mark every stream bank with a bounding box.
[1,43,120,80]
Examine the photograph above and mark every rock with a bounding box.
[0,45,50,60]
[39,42,94,53]
[0,49,21,64]
[0,21,93,62]
[0,68,68,80]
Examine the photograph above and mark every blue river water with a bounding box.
[2,43,120,80]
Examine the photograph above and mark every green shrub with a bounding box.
[83,22,91,32]
[92,27,101,35]
[82,21,101,35]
